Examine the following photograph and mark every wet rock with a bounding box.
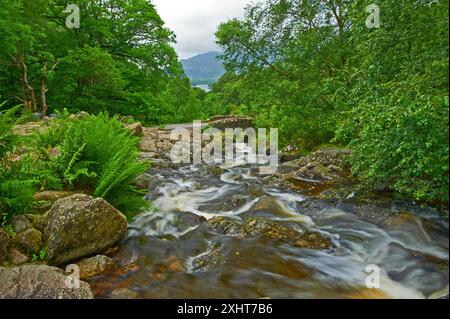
[247,186,266,197]
[204,217,331,249]
[204,217,246,238]
[207,165,225,176]
[294,163,337,183]
[245,219,331,249]
[192,247,225,272]
[16,228,43,254]
[320,188,354,200]
[126,122,143,136]
[43,194,128,266]
[104,246,120,258]
[9,248,29,265]
[167,257,184,273]
[250,196,292,217]
[0,265,94,299]
[76,255,114,280]
[266,147,353,195]
[230,194,247,207]
[244,218,300,239]
[277,160,303,174]
[177,212,207,227]
[343,287,391,299]
[110,287,139,299]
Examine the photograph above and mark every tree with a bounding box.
[0,0,201,122]
[207,0,449,204]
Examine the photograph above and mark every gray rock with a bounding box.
[0,265,93,299]
[10,215,32,234]
[43,194,128,266]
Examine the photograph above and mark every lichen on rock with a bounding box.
[42,194,128,266]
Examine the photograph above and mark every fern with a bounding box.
[28,112,150,218]
[0,104,38,222]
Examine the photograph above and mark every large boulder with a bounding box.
[0,265,93,299]
[42,194,128,266]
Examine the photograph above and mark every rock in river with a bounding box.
[42,194,128,266]
[76,255,114,280]
[204,217,331,249]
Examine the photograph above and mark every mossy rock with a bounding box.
[42,194,128,266]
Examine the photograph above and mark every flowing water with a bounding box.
[89,149,449,299]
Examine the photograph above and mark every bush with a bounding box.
[0,104,37,224]
[32,112,150,219]
[335,79,449,204]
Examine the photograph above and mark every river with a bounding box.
[88,145,449,299]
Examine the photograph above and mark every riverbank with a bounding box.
[1,115,448,299]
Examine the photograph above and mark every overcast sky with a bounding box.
[152,0,252,59]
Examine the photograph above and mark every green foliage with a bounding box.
[49,46,126,114]
[334,0,449,204]
[0,103,20,158]
[32,113,150,218]
[207,0,346,149]
[0,105,37,222]
[207,0,449,205]
[0,0,202,124]
[32,247,47,262]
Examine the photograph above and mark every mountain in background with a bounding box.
[181,51,225,86]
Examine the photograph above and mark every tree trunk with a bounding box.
[12,51,37,112]
[40,63,48,116]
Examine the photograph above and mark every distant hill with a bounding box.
[181,51,225,86]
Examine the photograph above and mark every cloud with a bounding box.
[152,0,251,59]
